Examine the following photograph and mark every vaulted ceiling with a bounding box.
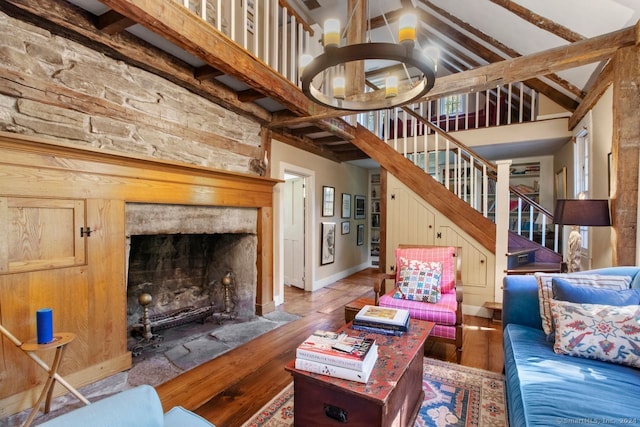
[3,0,638,163]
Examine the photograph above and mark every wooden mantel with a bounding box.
[0,131,280,416]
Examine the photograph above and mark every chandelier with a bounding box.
[300,9,437,111]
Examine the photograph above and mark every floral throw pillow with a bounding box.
[535,273,631,338]
[551,299,640,368]
[393,262,443,303]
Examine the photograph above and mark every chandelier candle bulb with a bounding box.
[399,14,417,44]
[385,76,399,98]
[324,19,340,48]
[333,76,346,99]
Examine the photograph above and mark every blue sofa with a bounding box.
[503,267,640,426]
[38,385,215,427]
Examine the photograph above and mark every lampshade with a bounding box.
[553,199,611,226]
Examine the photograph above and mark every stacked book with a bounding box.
[295,330,378,383]
[351,305,410,336]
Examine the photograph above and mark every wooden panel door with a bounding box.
[0,197,86,274]
[386,183,435,273]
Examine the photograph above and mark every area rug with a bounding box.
[241,358,507,427]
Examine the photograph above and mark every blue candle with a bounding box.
[36,308,53,344]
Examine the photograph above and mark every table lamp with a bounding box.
[553,198,611,272]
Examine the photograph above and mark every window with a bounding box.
[575,129,590,249]
[441,94,464,116]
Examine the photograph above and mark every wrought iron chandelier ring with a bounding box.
[300,42,437,111]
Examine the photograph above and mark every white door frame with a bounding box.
[274,162,315,305]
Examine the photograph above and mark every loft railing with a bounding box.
[177,0,320,86]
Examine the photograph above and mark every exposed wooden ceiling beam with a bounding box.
[96,9,135,34]
[421,1,586,100]
[99,0,323,117]
[487,0,585,43]
[1,0,273,124]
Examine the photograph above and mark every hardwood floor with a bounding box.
[155,268,504,427]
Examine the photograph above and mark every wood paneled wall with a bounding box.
[0,131,279,416]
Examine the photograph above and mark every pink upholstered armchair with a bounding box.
[375,245,463,362]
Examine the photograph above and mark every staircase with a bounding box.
[348,93,563,277]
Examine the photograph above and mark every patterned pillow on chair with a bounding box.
[393,262,443,303]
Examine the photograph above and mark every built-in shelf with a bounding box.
[369,171,380,267]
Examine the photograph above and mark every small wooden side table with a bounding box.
[20,332,84,427]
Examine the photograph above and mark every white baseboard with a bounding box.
[311,262,372,291]
[463,304,492,319]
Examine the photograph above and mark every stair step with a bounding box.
[506,262,562,275]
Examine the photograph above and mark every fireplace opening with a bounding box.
[123,203,260,360]
[126,232,257,339]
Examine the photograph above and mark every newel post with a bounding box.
[494,160,512,303]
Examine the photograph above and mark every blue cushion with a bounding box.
[38,385,165,427]
[504,324,640,427]
[552,277,640,305]
[164,406,215,426]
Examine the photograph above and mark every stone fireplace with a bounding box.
[125,203,258,337]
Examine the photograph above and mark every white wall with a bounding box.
[270,139,371,301]
[590,86,614,268]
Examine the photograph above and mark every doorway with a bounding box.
[283,173,306,289]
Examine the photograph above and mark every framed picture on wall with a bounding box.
[322,186,335,217]
[321,222,336,265]
[356,224,364,246]
[354,195,366,219]
[341,221,350,234]
[341,193,351,218]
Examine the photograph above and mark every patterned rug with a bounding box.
[242,358,507,427]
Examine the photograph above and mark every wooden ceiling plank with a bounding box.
[271,130,343,162]
[487,0,585,43]
[237,89,266,103]
[194,65,224,80]
[100,0,323,117]
[311,135,345,144]
[290,125,324,136]
[2,0,272,124]
[96,9,135,34]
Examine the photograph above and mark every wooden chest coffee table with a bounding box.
[285,319,434,427]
